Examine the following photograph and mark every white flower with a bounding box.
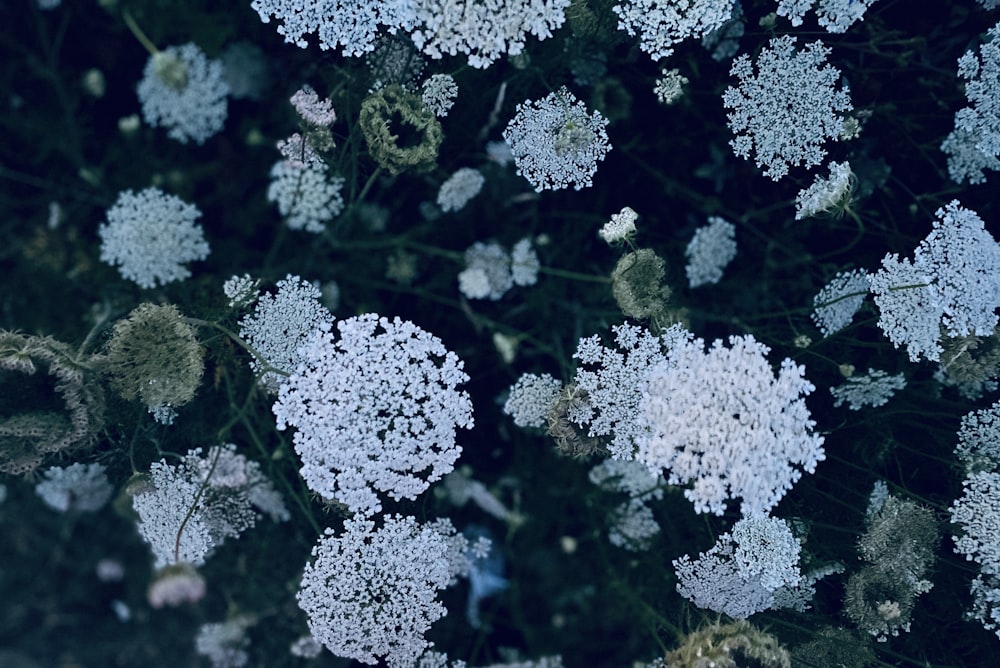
[297,515,473,667]
[613,0,734,61]
[272,314,474,516]
[267,160,345,233]
[653,69,688,104]
[437,167,485,212]
[421,74,458,117]
[684,216,736,288]
[503,87,611,191]
[98,188,210,289]
[795,161,855,219]
[598,207,638,245]
[238,275,333,392]
[504,372,563,428]
[511,237,540,286]
[137,43,228,144]
[723,36,853,180]
[830,368,906,410]
[35,462,112,512]
[812,269,869,336]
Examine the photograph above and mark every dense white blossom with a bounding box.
[941,126,1000,185]
[133,446,280,568]
[955,22,1000,160]
[830,368,906,410]
[869,201,1000,361]
[674,515,802,618]
[589,458,664,501]
[297,515,473,667]
[421,74,459,116]
[640,332,824,516]
[812,269,868,336]
[290,84,336,126]
[223,274,260,309]
[956,400,1000,474]
[723,36,853,180]
[777,0,880,33]
[504,372,563,428]
[273,314,473,516]
[458,241,512,300]
[238,275,333,392]
[502,87,611,191]
[410,0,570,69]
[795,160,854,219]
[511,237,540,286]
[98,188,210,289]
[653,69,688,104]
[137,43,228,144]
[437,168,485,212]
[195,618,252,668]
[598,207,638,245]
[613,0,734,61]
[569,323,687,460]
[684,216,736,288]
[35,462,112,512]
[267,160,345,233]
[952,471,1000,577]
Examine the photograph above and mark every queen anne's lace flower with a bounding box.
[613,0,734,61]
[98,188,210,289]
[684,216,736,288]
[640,332,824,516]
[812,269,869,336]
[869,201,1000,362]
[137,43,228,144]
[437,167,485,213]
[503,87,611,191]
[674,515,802,619]
[297,515,473,667]
[830,368,906,410]
[504,373,563,428]
[267,160,345,232]
[723,36,853,180]
[273,314,473,516]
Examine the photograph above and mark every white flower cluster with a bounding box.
[409,0,570,69]
[35,462,112,513]
[267,159,345,233]
[590,459,665,551]
[684,216,736,288]
[133,445,287,568]
[653,68,688,105]
[640,332,825,516]
[777,0,879,34]
[723,36,853,180]
[502,87,611,191]
[869,201,1000,362]
[811,268,868,336]
[195,617,252,668]
[955,22,1000,161]
[830,368,906,410]
[504,372,563,428]
[251,0,568,68]
[612,0,734,61]
[795,160,854,219]
[569,323,684,460]
[951,401,1000,639]
[598,206,638,245]
[437,167,485,213]
[273,314,474,516]
[297,515,472,667]
[421,74,458,116]
[941,126,1000,185]
[137,43,229,144]
[674,515,802,619]
[98,187,210,289]
[290,84,336,126]
[955,400,1000,474]
[458,238,538,300]
[238,275,333,392]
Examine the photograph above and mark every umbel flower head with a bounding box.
[502,86,611,191]
[104,303,204,424]
[359,84,443,175]
[137,43,229,144]
[610,248,671,321]
[98,187,210,289]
